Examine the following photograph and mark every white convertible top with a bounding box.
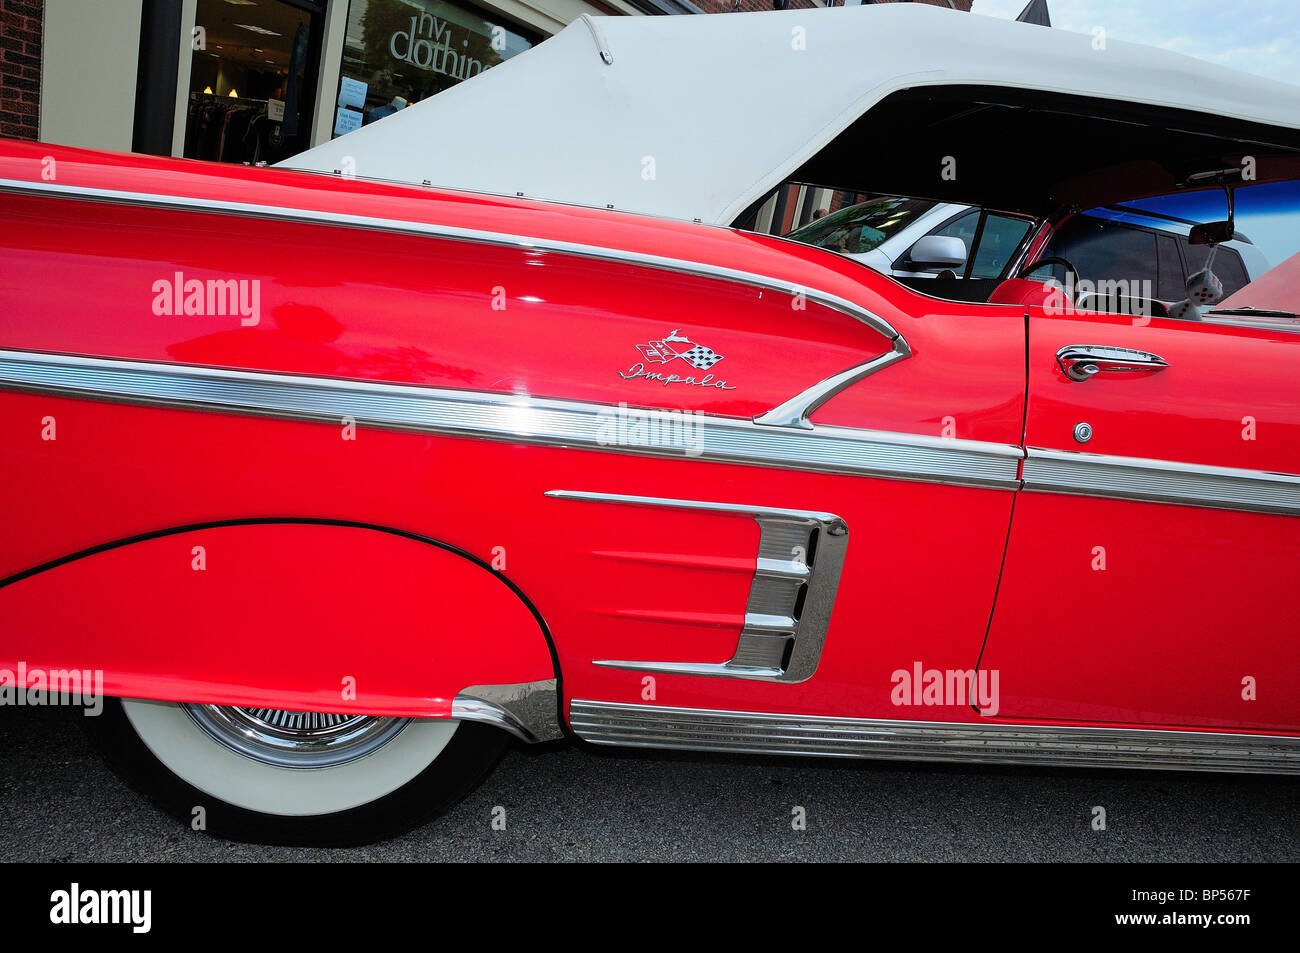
[281,5,1300,225]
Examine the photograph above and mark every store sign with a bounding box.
[334,107,363,135]
[390,12,486,81]
[338,76,367,109]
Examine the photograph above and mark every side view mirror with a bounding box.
[1188,220,1234,246]
[906,235,968,270]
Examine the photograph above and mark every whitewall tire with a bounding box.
[87,697,510,845]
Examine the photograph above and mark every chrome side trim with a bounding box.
[0,350,1023,489]
[452,678,562,744]
[1200,311,1300,336]
[1023,447,1300,516]
[546,491,848,682]
[754,340,910,430]
[568,700,1300,775]
[0,178,902,345]
[8,349,1297,516]
[543,491,846,526]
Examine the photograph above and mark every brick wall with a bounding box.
[696,0,972,14]
[0,0,42,140]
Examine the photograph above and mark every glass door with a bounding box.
[183,0,325,164]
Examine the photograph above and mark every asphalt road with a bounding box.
[3,705,1297,862]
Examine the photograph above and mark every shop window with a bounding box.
[333,0,537,137]
[183,0,323,164]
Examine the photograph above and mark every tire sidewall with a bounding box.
[85,698,509,847]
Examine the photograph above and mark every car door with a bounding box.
[980,302,1300,733]
[536,263,1030,723]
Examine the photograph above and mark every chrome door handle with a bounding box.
[1056,345,1169,382]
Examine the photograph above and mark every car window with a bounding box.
[971,214,1033,278]
[927,210,980,258]
[1120,180,1300,313]
[1184,244,1250,298]
[1155,234,1183,300]
[1048,218,1158,290]
[786,197,938,255]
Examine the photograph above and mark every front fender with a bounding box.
[0,519,559,736]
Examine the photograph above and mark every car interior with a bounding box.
[737,84,1300,316]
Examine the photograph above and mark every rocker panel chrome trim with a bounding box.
[0,349,1023,489]
[568,700,1300,774]
[545,491,848,682]
[1023,447,1300,516]
[0,177,903,344]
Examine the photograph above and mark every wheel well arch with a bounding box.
[0,517,564,738]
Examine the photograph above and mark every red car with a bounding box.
[2,7,1299,844]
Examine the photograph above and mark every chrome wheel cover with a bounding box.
[183,704,411,769]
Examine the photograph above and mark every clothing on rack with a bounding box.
[185,94,292,164]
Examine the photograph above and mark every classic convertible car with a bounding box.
[2,6,1299,844]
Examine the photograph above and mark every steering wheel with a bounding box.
[1013,252,1086,308]
[1017,256,1081,301]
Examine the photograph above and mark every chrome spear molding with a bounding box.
[1,349,1297,515]
[754,339,911,430]
[0,349,1022,490]
[1023,447,1300,517]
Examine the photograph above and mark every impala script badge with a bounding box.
[620,329,736,389]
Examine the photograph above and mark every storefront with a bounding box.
[21,1,975,165]
[177,0,542,164]
[181,0,325,164]
[331,0,538,136]
[33,0,651,163]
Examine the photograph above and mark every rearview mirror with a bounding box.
[1188,220,1234,246]
[906,235,967,269]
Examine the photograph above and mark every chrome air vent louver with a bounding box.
[728,516,823,676]
[545,491,848,682]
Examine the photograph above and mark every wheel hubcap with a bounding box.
[183,704,411,769]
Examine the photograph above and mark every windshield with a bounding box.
[786,196,937,255]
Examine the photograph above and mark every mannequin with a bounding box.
[367,97,409,124]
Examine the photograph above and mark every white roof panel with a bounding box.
[281,5,1300,224]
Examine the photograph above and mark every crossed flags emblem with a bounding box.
[635,329,724,370]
